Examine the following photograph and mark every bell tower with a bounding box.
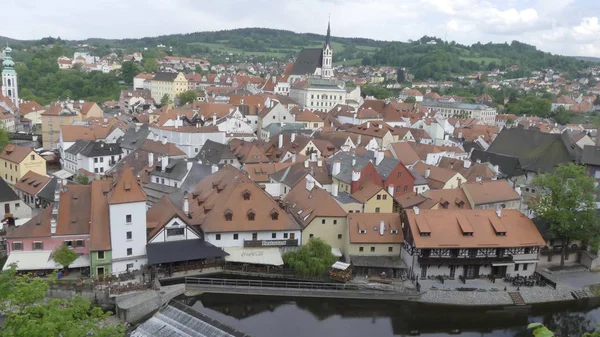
[321,19,333,79]
[2,46,19,108]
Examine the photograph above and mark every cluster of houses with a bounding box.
[56,52,124,73]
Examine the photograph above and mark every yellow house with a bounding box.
[41,101,104,150]
[413,162,467,190]
[345,213,404,277]
[0,145,46,184]
[284,178,349,256]
[150,72,188,102]
[350,183,394,213]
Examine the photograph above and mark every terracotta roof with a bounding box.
[420,189,471,210]
[244,162,293,183]
[146,195,197,240]
[135,73,155,80]
[140,139,186,157]
[437,157,496,182]
[348,213,403,244]
[229,140,270,164]
[350,182,386,203]
[18,101,44,114]
[412,162,464,189]
[461,180,520,206]
[60,124,116,142]
[189,166,301,233]
[89,180,112,251]
[405,209,545,249]
[56,184,92,235]
[108,165,147,205]
[344,121,394,138]
[14,171,52,196]
[295,109,323,123]
[389,142,420,165]
[0,145,36,163]
[284,181,347,227]
[6,206,52,239]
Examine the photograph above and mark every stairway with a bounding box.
[572,290,589,299]
[508,292,526,305]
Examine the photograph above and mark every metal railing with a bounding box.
[184,277,359,291]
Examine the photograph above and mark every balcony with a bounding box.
[243,239,298,248]
[418,255,514,266]
[540,245,581,256]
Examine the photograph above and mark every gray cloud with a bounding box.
[2,0,599,56]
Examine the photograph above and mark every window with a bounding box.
[252,233,258,240]
[126,263,134,270]
[65,240,73,248]
[272,233,276,239]
[283,233,289,239]
[126,214,132,223]
[375,207,380,213]
[515,264,520,271]
[233,233,239,240]
[397,172,402,178]
[216,234,221,240]
[370,247,375,252]
[167,228,184,236]
[12,242,22,251]
[33,242,43,250]
[94,158,98,163]
[309,234,314,238]
[97,251,105,260]
[94,168,99,173]
[524,247,531,254]
[127,248,132,256]
[523,263,528,271]
[388,246,393,252]
[290,233,295,239]
[247,210,255,221]
[15,203,19,208]
[377,195,381,200]
[359,247,364,252]
[337,234,342,239]
[382,195,387,200]
[321,219,326,224]
[100,157,104,163]
[75,240,84,248]
[225,212,232,221]
[404,185,409,192]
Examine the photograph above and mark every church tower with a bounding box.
[321,20,333,79]
[2,46,19,108]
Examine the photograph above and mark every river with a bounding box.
[178,294,600,337]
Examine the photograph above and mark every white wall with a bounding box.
[109,202,148,273]
[149,217,200,243]
[205,230,302,248]
[149,127,227,158]
[1,199,32,220]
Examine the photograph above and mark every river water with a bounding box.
[179,294,600,337]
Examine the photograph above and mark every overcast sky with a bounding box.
[4,0,600,57]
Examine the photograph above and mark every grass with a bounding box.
[589,283,600,296]
[188,42,290,57]
[459,56,502,65]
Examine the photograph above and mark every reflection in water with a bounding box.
[180,294,600,337]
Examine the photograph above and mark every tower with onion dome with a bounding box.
[2,46,19,108]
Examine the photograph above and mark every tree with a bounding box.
[404,96,417,103]
[120,61,142,85]
[51,243,79,269]
[551,105,572,125]
[527,163,598,267]
[75,175,90,185]
[142,58,159,73]
[594,95,600,106]
[0,265,125,336]
[160,94,171,105]
[178,90,197,106]
[283,238,338,278]
[396,68,406,83]
[0,126,9,152]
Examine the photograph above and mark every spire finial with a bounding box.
[325,16,331,47]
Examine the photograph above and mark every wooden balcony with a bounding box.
[540,245,580,256]
[418,255,514,266]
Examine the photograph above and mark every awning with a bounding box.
[52,169,74,180]
[147,239,228,265]
[331,248,342,257]
[47,254,90,269]
[513,260,539,264]
[224,247,284,266]
[331,261,351,270]
[3,251,53,271]
[492,262,515,267]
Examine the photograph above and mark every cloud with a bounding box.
[0,0,599,57]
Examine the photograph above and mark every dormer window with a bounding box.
[224,209,233,221]
[270,209,279,220]
[247,209,256,221]
[391,229,398,234]
[359,229,367,234]
[242,189,251,200]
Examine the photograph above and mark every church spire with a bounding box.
[325,17,331,47]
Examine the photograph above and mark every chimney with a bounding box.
[413,206,420,215]
[380,221,385,236]
[387,184,394,196]
[463,160,471,169]
[278,133,284,148]
[304,160,309,168]
[211,164,219,174]
[311,152,318,162]
[367,121,371,128]
[213,113,217,125]
[291,133,296,143]
[514,186,522,195]
[458,131,463,139]
[291,153,297,163]
[332,182,339,197]
[187,161,193,171]
[161,156,168,170]
[162,137,168,145]
[332,160,341,176]
[305,176,315,191]
[496,208,502,218]
[351,170,361,182]
[425,168,431,178]
[352,158,356,167]
[476,175,482,182]
[183,191,190,217]
[375,151,384,166]
[148,152,154,167]
[317,160,323,167]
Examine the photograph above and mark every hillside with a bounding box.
[1,29,593,80]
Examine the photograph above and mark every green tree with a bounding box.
[0,126,9,152]
[120,61,142,84]
[51,243,79,269]
[75,175,90,185]
[178,90,197,106]
[528,163,598,267]
[528,323,555,337]
[283,238,338,278]
[404,96,417,103]
[142,58,159,73]
[396,68,406,83]
[551,105,572,125]
[160,94,171,105]
[0,265,125,336]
